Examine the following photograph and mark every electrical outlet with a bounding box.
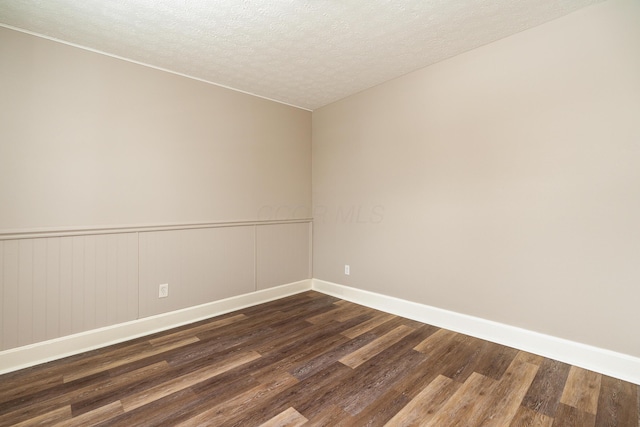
[159,283,169,298]
[344,265,350,275]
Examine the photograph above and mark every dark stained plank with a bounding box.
[290,332,377,381]
[302,404,354,427]
[521,358,572,417]
[472,339,520,381]
[595,375,639,427]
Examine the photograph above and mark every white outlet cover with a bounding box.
[159,284,169,298]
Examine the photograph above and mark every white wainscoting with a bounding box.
[0,234,139,351]
[0,219,312,372]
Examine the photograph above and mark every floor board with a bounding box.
[0,291,638,426]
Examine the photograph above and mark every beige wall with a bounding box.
[0,27,312,350]
[313,0,640,357]
[0,27,311,231]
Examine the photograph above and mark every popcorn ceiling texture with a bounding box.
[0,0,604,110]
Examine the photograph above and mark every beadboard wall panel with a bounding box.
[138,226,256,318]
[256,223,311,290]
[1,221,312,353]
[0,233,138,351]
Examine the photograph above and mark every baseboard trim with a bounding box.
[312,279,640,385]
[0,279,312,375]
[4,278,638,385]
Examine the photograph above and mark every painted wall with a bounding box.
[0,27,310,230]
[0,27,312,351]
[312,0,640,357]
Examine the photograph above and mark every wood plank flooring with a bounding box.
[0,291,638,426]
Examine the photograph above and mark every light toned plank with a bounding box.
[473,352,540,426]
[1,361,170,424]
[307,300,373,325]
[258,407,308,427]
[332,300,377,322]
[121,350,261,411]
[517,352,545,366]
[508,406,553,427]
[306,306,343,324]
[176,371,299,427]
[560,366,602,415]
[148,313,247,346]
[12,406,72,427]
[63,336,199,382]
[384,374,460,426]
[339,324,415,369]
[341,312,395,339]
[413,328,457,354]
[552,403,596,427]
[423,372,497,427]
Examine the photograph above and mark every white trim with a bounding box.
[0,218,313,240]
[3,277,639,385]
[312,279,640,385]
[0,280,312,375]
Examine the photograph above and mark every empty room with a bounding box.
[1,0,639,425]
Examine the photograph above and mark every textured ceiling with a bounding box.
[0,0,604,110]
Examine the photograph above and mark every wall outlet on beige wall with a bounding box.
[159,283,169,298]
[344,265,350,275]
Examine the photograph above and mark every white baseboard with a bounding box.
[4,278,639,385]
[0,279,312,375]
[312,279,640,385]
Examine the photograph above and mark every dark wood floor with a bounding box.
[0,291,638,426]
